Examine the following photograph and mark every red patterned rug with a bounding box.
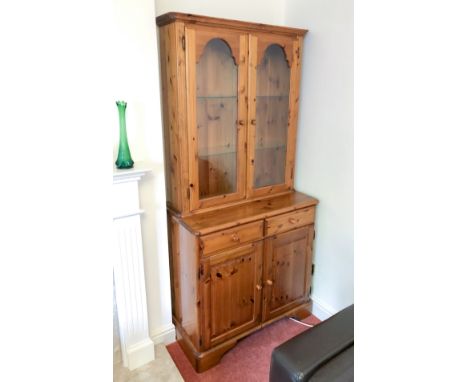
[167,315,321,382]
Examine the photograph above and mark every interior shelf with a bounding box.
[199,147,237,157]
[255,145,286,151]
[197,95,237,99]
[198,145,286,158]
[197,95,288,100]
[256,95,289,99]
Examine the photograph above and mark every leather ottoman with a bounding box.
[270,304,354,382]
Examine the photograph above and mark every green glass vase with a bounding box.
[115,100,134,169]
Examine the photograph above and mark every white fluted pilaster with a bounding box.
[113,164,154,370]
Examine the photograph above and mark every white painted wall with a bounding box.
[284,0,354,317]
[112,0,172,343]
[154,0,285,24]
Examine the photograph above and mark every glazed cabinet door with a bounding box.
[262,225,313,322]
[185,26,248,211]
[247,34,303,198]
[200,242,263,348]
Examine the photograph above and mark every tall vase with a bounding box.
[115,101,134,169]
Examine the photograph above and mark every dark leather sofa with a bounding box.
[270,304,354,382]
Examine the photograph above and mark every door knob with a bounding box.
[231,233,240,242]
[289,218,299,224]
[266,279,273,286]
[256,284,262,290]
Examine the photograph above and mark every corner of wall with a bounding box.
[312,295,338,321]
[150,323,176,345]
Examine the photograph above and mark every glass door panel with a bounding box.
[197,39,238,199]
[186,27,247,211]
[254,44,290,189]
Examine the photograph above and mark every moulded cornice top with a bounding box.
[155,12,308,37]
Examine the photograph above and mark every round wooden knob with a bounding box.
[231,233,240,242]
[256,284,262,290]
[288,218,298,224]
[266,279,273,286]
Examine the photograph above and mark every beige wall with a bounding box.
[154,0,285,24]
[112,0,171,340]
[285,0,354,315]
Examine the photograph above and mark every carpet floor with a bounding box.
[167,314,321,382]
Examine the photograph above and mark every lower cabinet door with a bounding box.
[201,242,263,348]
[262,225,313,322]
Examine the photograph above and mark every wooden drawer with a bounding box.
[265,207,315,236]
[200,221,264,255]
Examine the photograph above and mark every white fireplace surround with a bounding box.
[113,165,155,370]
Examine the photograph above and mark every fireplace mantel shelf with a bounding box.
[113,162,151,184]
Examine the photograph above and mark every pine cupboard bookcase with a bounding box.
[156,12,318,372]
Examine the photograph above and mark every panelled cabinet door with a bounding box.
[200,242,263,349]
[247,34,302,198]
[185,26,248,211]
[262,225,313,322]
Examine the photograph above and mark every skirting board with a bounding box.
[151,323,176,345]
[311,296,338,321]
[126,338,155,371]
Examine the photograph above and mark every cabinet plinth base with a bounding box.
[173,300,312,373]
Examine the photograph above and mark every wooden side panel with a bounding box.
[170,217,200,348]
[169,216,181,322]
[175,21,190,214]
[262,226,312,321]
[159,22,190,213]
[305,224,314,299]
[159,23,180,210]
[201,243,263,348]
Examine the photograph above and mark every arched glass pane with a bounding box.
[254,44,290,188]
[197,39,238,199]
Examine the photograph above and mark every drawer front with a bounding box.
[265,207,315,236]
[200,221,264,255]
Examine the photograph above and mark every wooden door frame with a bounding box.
[247,34,303,198]
[185,25,248,212]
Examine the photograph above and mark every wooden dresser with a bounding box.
[156,12,318,372]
